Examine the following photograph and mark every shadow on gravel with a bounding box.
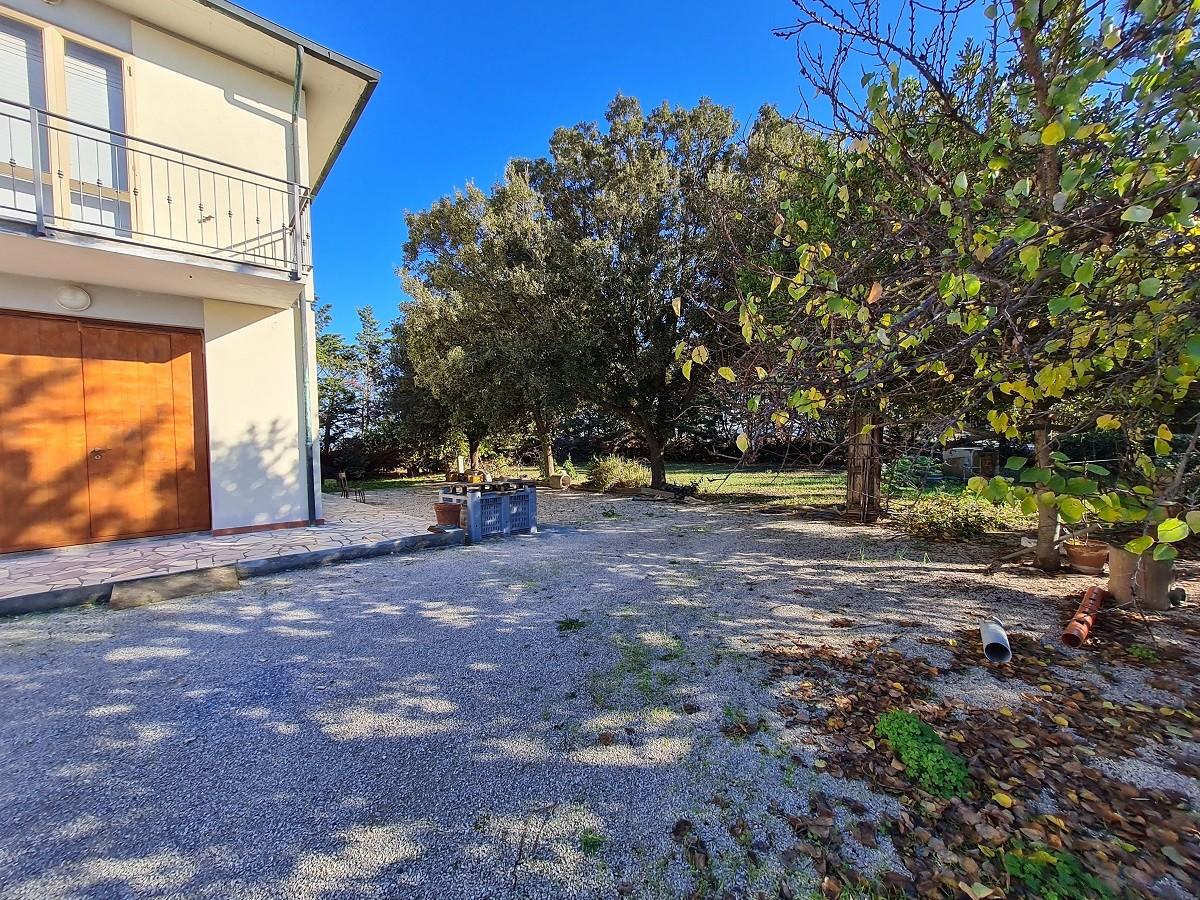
[0,504,1071,898]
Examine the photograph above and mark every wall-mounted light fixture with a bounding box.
[56,285,92,312]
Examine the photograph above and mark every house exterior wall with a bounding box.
[0,272,315,531]
[2,0,310,183]
[0,0,326,539]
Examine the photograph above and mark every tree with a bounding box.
[354,306,387,434]
[713,0,1199,565]
[315,303,360,469]
[402,166,579,472]
[379,320,458,473]
[529,95,742,487]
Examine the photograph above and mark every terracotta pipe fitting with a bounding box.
[1062,586,1110,648]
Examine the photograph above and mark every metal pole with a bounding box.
[296,291,318,526]
[289,44,305,280]
[28,108,45,234]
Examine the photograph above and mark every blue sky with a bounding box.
[245,0,810,337]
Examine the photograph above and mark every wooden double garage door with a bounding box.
[0,311,211,553]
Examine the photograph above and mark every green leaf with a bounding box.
[1058,496,1086,523]
[1040,121,1066,146]
[1153,543,1179,562]
[1004,456,1028,471]
[681,359,693,381]
[1157,518,1189,543]
[1125,535,1154,555]
[1019,245,1040,273]
[929,139,944,161]
[735,433,750,454]
[1120,204,1153,223]
[967,476,990,493]
[953,171,968,196]
[1138,277,1162,297]
[1186,510,1200,533]
[717,366,736,383]
[1012,220,1039,242]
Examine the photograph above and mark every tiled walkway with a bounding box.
[0,496,430,602]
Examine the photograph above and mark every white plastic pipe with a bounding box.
[980,618,1012,664]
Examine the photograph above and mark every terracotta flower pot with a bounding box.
[433,501,461,527]
[1064,539,1108,575]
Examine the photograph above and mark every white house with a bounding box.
[0,0,378,553]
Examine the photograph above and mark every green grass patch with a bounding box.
[1002,843,1112,900]
[875,710,969,798]
[556,617,588,633]
[665,463,848,508]
[578,827,607,856]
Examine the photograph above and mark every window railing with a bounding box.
[0,100,311,276]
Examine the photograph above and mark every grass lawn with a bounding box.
[324,462,962,512]
[664,462,849,509]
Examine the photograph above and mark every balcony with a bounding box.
[0,100,312,286]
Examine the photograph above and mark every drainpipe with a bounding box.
[296,290,317,526]
[291,44,318,526]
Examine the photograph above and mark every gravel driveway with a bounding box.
[0,491,1116,898]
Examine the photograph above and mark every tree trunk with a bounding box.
[845,411,882,523]
[468,435,482,471]
[1033,427,1060,571]
[645,432,667,489]
[534,413,556,477]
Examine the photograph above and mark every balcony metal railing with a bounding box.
[0,100,311,276]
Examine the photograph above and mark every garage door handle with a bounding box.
[90,448,111,457]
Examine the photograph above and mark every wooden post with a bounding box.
[845,411,882,523]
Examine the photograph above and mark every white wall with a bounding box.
[202,298,308,531]
[0,271,203,328]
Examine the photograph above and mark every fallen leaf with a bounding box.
[992,792,1014,809]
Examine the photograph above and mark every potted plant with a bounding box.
[1063,537,1109,575]
[433,501,461,527]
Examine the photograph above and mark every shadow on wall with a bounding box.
[208,418,305,530]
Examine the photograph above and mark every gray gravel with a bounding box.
[0,491,1114,898]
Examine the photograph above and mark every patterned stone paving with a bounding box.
[0,496,430,601]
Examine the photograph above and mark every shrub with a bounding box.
[896,493,1028,541]
[586,455,652,491]
[875,710,969,798]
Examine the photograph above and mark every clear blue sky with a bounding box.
[245,0,812,337]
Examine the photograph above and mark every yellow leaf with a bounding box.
[717,366,736,383]
[1053,715,1069,727]
[1039,684,1054,693]
[671,297,682,317]
[992,792,1014,809]
[1096,414,1121,431]
[1041,121,1066,145]
[999,707,1013,717]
